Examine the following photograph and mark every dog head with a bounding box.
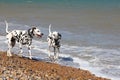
[28,27,44,38]
[52,31,61,40]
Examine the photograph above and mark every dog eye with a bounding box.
[53,34,55,36]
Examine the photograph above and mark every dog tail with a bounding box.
[49,24,52,34]
[5,20,9,34]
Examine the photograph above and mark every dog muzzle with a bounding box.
[36,33,44,38]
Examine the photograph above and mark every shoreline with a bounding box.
[0,51,110,80]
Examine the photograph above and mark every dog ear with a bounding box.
[58,33,62,39]
[31,27,36,32]
[28,27,36,38]
[32,27,36,30]
[32,27,37,34]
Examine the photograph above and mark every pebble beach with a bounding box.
[0,51,110,80]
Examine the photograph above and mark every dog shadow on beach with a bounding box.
[28,56,73,63]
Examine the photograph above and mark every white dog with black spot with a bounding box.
[47,24,62,60]
[5,20,43,59]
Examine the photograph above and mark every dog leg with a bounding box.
[28,46,32,59]
[18,43,23,57]
[7,39,12,57]
[48,46,51,57]
[53,47,57,60]
[47,38,52,57]
[57,47,60,53]
[56,47,60,59]
[54,47,60,61]
[7,43,12,57]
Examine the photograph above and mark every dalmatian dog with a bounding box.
[5,20,43,59]
[47,24,62,60]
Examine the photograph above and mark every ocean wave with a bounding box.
[0,35,120,80]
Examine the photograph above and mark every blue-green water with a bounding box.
[0,0,120,8]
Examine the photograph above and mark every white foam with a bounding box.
[32,40,120,79]
[0,35,120,80]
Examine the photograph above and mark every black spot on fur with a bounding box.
[11,37,16,47]
[54,39,60,47]
[28,27,36,38]
[48,36,52,39]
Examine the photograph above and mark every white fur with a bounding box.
[5,21,43,59]
[47,24,62,60]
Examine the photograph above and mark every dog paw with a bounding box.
[18,54,23,57]
[29,56,32,59]
[7,54,12,57]
[7,51,12,57]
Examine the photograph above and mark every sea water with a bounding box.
[0,0,120,80]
